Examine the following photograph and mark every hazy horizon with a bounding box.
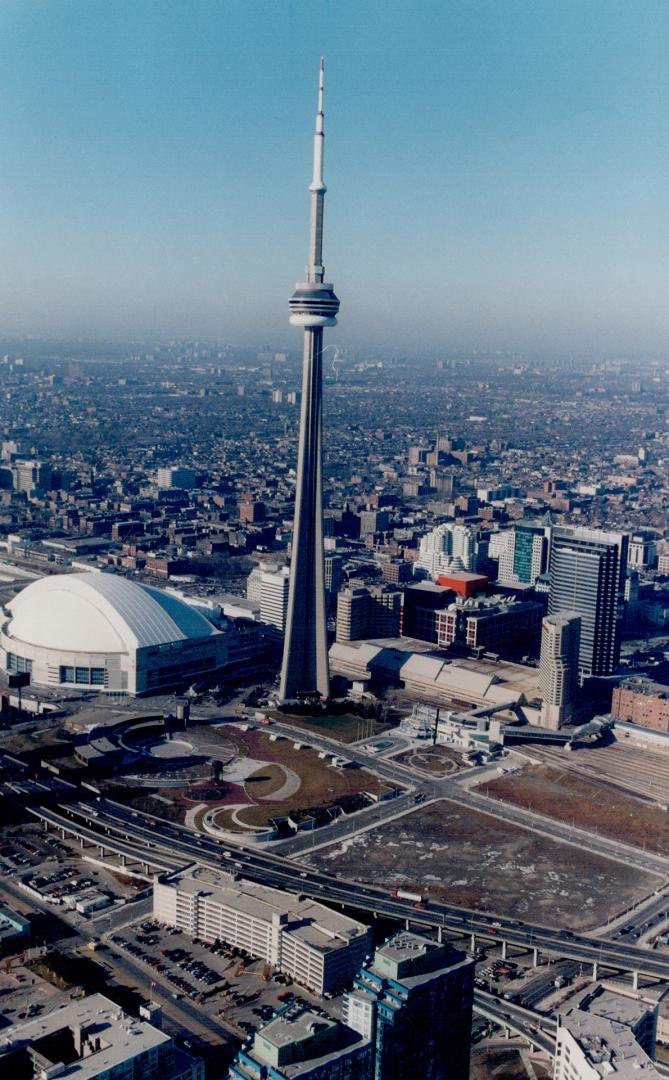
[1,0,668,355]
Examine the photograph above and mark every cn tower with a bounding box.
[279,60,339,701]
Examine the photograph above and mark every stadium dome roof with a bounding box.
[4,572,216,654]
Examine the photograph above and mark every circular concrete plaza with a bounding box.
[146,737,195,760]
[120,725,240,786]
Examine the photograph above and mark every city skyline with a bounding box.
[3,283,669,1078]
[1,0,668,354]
[3,5,669,1075]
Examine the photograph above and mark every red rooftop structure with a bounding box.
[435,572,488,598]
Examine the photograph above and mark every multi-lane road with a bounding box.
[473,989,556,1055]
[7,771,669,1071]
[473,988,669,1077]
[20,791,669,983]
[0,862,235,1051]
[256,720,669,877]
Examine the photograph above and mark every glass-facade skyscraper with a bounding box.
[548,526,628,680]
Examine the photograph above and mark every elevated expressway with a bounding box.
[473,989,556,1055]
[472,991,669,1077]
[18,790,669,986]
[7,775,669,1073]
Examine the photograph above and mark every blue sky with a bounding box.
[1,0,668,354]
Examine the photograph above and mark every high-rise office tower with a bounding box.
[417,522,480,579]
[156,465,197,491]
[12,459,52,494]
[489,529,515,579]
[628,529,658,570]
[416,523,453,578]
[495,519,551,585]
[336,583,402,643]
[452,523,477,570]
[539,611,581,729]
[246,562,290,633]
[548,526,628,680]
[512,519,551,583]
[324,552,344,616]
[279,61,340,701]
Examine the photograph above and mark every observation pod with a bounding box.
[289,283,340,327]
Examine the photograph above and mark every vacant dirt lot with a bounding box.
[478,763,669,857]
[269,710,394,744]
[470,1047,551,1079]
[512,740,669,805]
[306,799,659,930]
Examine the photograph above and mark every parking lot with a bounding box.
[0,824,139,917]
[109,917,343,1039]
[0,957,69,1027]
[1,827,108,917]
[0,827,71,872]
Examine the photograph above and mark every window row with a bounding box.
[60,666,106,685]
[6,653,32,674]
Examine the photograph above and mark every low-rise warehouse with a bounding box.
[0,903,30,955]
[329,640,538,709]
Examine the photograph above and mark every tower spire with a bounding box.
[309,58,326,284]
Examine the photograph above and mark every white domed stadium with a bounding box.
[0,572,227,696]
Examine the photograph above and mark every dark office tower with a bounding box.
[548,526,628,680]
[513,519,551,584]
[279,60,339,701]
[344,932,474,1080]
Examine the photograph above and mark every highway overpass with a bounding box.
[19,791,669,985]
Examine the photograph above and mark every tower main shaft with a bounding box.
[279,60,339,701]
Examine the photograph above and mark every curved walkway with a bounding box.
[185,802,208,829]
[256,763,301,802]
[201,804,277,844]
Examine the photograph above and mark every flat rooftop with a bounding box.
[164,865,368,953]
[454,655,541,699]
[240,1009,367,1079]
[369,931,472,989]
[375,931,435,965]
[566,984,655,1030]
[0,904,30,942]
[331,639,539,706]
[259,1010,336,1051]
[365,635,440,654]
[560,1011,662,1078]
[64,707,132,731]
[619,677,669,698]
[0,993,169,1080]
[437,572,488,583]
